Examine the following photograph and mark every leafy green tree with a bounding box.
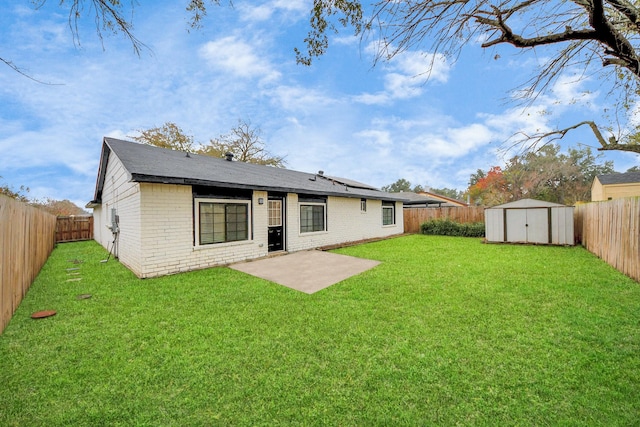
[429,187,465,201]
[381,178,423,193]
[468,145,614,205]
[131,122,196,152]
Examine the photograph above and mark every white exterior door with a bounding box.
[506,208,549,243]
[526,208,549,243]
[506,209,528,242]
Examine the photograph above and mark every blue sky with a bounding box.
[1,0,638,207]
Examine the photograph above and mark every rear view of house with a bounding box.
[87,138,405,278]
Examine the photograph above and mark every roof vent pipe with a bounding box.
[225,152,234,161]
[318,170,324,176]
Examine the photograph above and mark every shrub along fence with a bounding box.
[574,197,640,283]
[0,195,57,334]
[404,206,485,233]
[420,219,485,237]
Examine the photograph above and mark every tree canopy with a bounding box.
[429,187,466,201]
[381,178,424,193]
[132,120,286,167]
[132,122,196,152]
[467,144,615,205]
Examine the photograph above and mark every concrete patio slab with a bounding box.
[229,250,380,294]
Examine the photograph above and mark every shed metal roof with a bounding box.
[90,137,407,204]
[486,198,570,209]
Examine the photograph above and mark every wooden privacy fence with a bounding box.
[0,195,57,334]
[574,197,640,283]
[404,206,485,233]
[56,216,93,243]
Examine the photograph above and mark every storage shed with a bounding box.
[485,199,574,245]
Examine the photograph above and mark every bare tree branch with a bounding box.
[515,120,640,154]
[0,57,63,85]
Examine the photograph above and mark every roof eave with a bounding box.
[128,173,401,201]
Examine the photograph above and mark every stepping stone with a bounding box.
[77,294,92,300]
[66,267,80,271]
[66,278,82,282]
[31,310,56,319]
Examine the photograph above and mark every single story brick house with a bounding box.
[87,137,406,278]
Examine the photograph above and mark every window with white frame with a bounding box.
[268,200,282,227]
[382,201,395,226]
[360,198,367,212]
[195,198,250,245]
[299,196,326,233]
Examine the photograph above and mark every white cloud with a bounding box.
[199,36,281,82]
[395,51,450,83]
[352,92,390,105]
[355,129,393,147]
[549,73,598,108]
[268,85,338,112]
[238,0,308,22]
[355,49,451,104]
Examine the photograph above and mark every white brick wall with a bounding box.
[136,185,269,278]
[92,155,142,274]
[93,157,402,278]
[286,195,403,252]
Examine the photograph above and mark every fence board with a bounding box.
[55,216,93,243]
[574,198,640,283]
[403,206,485,233]
[0,195,57,334]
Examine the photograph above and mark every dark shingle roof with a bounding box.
[92,138,407,203]
[597,172,640,185]
[400,192,450,206]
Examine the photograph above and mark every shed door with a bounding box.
[506,208,549,243]
[526,208,549,244]
[507,209,528,242]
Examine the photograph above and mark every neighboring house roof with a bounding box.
[417,191,468,207]
[90,138,407,204]
[402,191,468,207]
[596,172,640,185]
[486,198,569,209]
[401,192,451,206]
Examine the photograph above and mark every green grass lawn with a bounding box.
[1,235,639,426]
